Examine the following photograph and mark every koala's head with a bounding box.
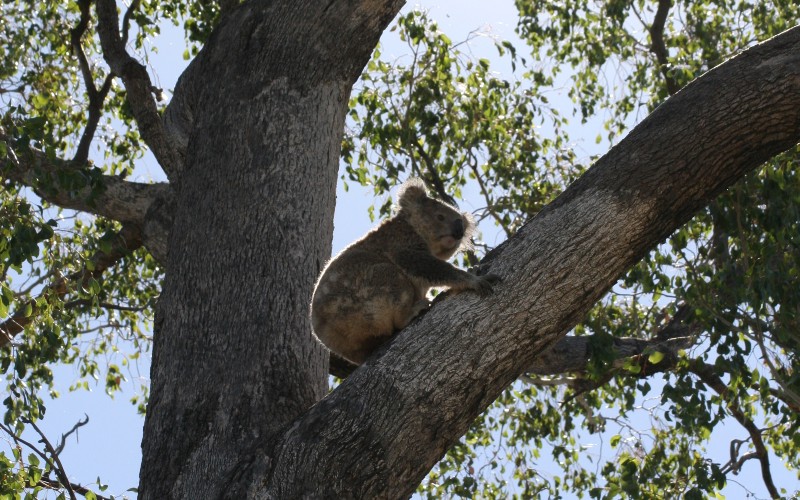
[396,178,475,260]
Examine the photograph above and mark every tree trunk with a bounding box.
[138,1,404,498]
[137,0,800,495]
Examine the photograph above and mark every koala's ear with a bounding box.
[397,178,428,211]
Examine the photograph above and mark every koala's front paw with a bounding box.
[472,273,501,295]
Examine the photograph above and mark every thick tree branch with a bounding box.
[331,330,695,380]
[689,360,780,498]
[2,130,169,225]
[94,0,181,175]
[250,25,800,498]
[0,224,142,347]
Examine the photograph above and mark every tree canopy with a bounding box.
[1,0,800,498]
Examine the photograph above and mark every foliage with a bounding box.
[344,11,585,235]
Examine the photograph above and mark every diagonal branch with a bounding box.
[0,421,110,500]
[26,419,77,500]
[0,421,76,500]
[689,360,780,498]
[253,25,800,498]
[0,224,143,348]
[94,0,181,175]
[2,130,169,224]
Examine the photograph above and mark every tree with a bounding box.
[1,1,799,499]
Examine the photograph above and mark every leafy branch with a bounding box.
[0,224,143,347]
[0,418,111,500]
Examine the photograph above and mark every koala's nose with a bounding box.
[452,218,465,239]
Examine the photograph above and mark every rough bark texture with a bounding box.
[138,1,405,498]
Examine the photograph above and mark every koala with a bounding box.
[311,178,499,366]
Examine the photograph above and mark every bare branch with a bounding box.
[27,419,78,500]
[689,360,780,498]
[530,303,698,377]
[0,224,143,348]
[120,0,141,47]
[70,0,116,164]
[332,332,696,381]
[648,0,681,96]
[63,298,148,313]
[94,0,181,174]
[55,414,90,456]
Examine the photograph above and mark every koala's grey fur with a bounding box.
[311,178,498,365]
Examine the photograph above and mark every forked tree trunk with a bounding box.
[138,0,800,495]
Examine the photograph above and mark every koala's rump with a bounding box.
[311,249,421,363]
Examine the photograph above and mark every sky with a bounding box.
[7,1,795,498]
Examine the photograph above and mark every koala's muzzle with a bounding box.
[452,219,465,240]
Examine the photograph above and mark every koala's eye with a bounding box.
[436,214,446,221]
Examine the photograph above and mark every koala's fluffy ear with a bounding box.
[397,178,429,211]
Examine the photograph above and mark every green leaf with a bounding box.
[647,351,665,365]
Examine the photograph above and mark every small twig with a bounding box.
[15,271,55,297]
[26,419,78,500]
[466,152,512,237]
[55,414,90,456]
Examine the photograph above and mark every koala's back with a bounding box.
[311,218,426,364]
